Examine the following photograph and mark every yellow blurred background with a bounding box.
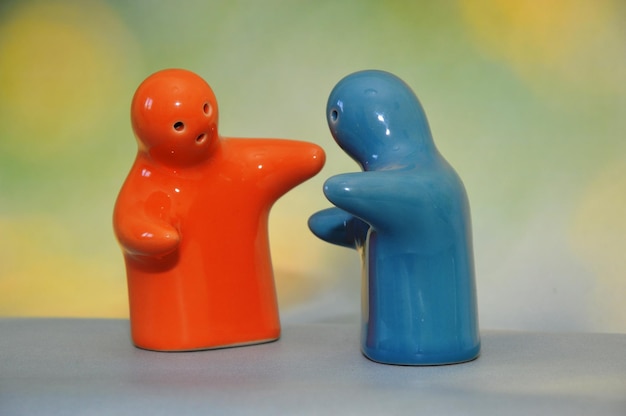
[0,0,624,332]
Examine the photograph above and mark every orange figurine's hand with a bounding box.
[114,214,180,259]
[113,190,180,259]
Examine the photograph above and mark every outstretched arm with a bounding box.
[323,171,429,232]
[226,138,325,200]
[308,207,369,249]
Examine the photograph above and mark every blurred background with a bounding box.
[0,0,624,333]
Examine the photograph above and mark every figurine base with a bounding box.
[133,335,280,353]
[362,343,481,366]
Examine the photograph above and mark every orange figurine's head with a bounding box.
[131,69,219,167]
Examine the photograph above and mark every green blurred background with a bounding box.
[0,0,624,332]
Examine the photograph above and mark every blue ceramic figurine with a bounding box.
[308,70,480,365]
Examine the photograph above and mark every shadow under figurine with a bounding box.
[308,70,480,365]
[114,69,325,351]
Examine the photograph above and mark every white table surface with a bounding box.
[1,318,625,415]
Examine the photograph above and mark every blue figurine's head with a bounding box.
[326,70,438,171]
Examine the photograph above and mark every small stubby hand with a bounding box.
[118,220,180,258]
[308,207,369,250]
[114,189,180,260]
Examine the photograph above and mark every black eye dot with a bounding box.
[330,109,338,122]
[203,103,210,115]
[173,121,184,131]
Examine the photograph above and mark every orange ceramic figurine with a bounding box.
[113,69,325,351]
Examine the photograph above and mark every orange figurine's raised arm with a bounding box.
[113,69,325,351]
[220,138,325,202]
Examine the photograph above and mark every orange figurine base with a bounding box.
[113,69,325,351]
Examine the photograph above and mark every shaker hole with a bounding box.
[173,121,185,131]
[203,103,210,115]
[330,109,338,122]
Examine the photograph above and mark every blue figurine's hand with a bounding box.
[308,207,369,249]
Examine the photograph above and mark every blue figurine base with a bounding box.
[361,334,481,366]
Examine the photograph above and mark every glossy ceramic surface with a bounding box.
[308,70,480,365]
[114,69,325,351]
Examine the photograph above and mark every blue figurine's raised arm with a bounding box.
[324,171,458,233]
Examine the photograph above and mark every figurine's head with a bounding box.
[131,69,219,167]
[326,70,437,171]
